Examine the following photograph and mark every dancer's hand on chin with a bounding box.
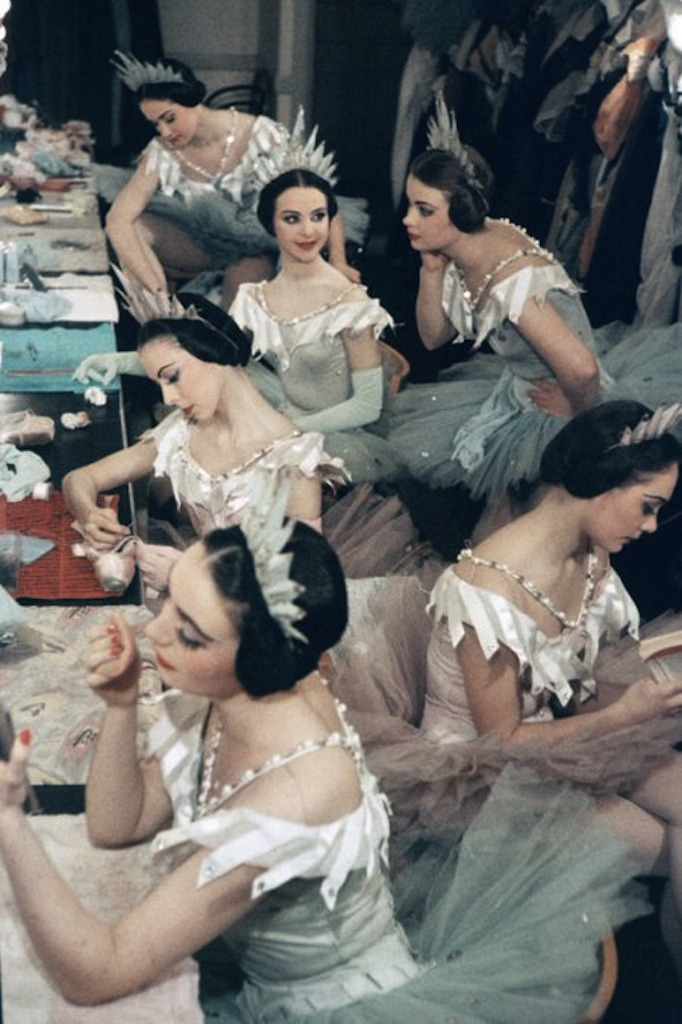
[420,251,449,273]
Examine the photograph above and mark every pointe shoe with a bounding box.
[0,411,55,446]
[91,536,137,594]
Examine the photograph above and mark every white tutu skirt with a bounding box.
[202,767,649,1024]
[93,163,279,267]
[322,485,445,584]
[93,166,369,266]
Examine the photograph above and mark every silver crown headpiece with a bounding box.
[111,266,203,325]
[615,402,682,448]
[427,91,482,191]
[239,473,307,644]
[253,106,338,191]
[111,50,185,93]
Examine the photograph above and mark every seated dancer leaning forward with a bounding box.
[70,281,432,586]
[63,287,342,594]
[389,94,682,534]
[0,484,648,1023]
[336,400,682,982]
[97,53,362,309]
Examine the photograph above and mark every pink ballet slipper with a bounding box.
[91,536,137,594]
[71,533,137,594]
[0,411,55,446]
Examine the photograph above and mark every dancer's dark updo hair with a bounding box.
[202,521,348,696]
[257,168,339,237]
[540,400,682,499]
[135,59,206,108]
[137,292,252,367]
[409,147,495,233]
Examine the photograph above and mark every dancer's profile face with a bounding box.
[140,335,224,424]
[587,464,678,552]
[146,541,243,698]
[403,175,455,252]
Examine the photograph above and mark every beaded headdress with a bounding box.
[614,402,682,448]
[427,90,483,191]
[111,266,202,324]
[111,50,185,93]
[239,473,307,644]
[253,106,338,190]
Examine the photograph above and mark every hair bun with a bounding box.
[176,292,251,365]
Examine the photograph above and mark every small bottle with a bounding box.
[4,242,19,284]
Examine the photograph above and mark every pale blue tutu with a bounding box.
[389,323,682,500]
[93,165,369,269]
[202,767,649,1024]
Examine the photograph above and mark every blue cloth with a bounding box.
[0,323,119,392]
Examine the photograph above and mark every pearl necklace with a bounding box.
[196,680,359,819]
[455,220,558,311]
[459,547,598,630]
[171,108,238,183]
[184,428,302,481]
[257,281,357,326]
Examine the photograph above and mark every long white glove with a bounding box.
[72,351,145,386]
[291,366,383,432]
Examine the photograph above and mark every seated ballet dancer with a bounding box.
[337,400,682,979]
[230,112,404,484]
[98,53,361,308]
[64,288,340,593]
[389,94,682,537]
[0,481,647,1022]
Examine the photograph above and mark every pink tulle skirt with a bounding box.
[330,580,682,832]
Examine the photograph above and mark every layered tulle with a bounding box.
[387,260,682,500]
[202,767,650,1024]
[330,576,682,832]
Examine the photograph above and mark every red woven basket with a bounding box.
[0,491,120,600]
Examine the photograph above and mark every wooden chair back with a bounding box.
[579,933,618,1024]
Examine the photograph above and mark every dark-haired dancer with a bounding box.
[389,96,682,534]
[338,400,682,977]
[99,53,360,308]
[0,495,649,1021]
[63,290,339,592]
[231,157,403,485]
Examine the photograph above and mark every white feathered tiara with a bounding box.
[239,473,307,644]
[111,50,185,93]
[253,107,338,191]
[614,403,682,448]
[427,90,483,191]
[111,266,202,324]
